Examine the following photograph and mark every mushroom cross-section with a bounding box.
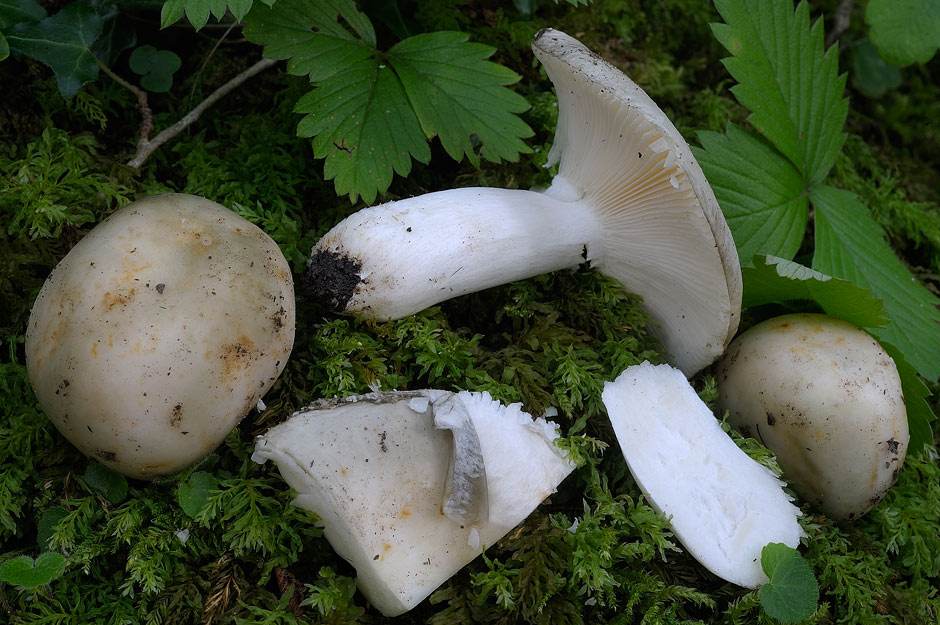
[304,28,741,376]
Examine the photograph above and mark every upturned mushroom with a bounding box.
[252,389,575,616]
[303,28,741,377]
[26,194,295,479]
[602,362,804,588]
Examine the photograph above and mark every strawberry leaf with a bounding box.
[711,0,847,184]
[866,0,940,67]
[161,0,259,30]
[694,124,807,266]
[0,553,66,589]
[811,185,940,381]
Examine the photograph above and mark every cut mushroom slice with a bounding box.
[602,362,804,588]
[252,389,574,617]
[303,28,741,376]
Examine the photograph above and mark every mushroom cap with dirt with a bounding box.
[715,313,909,521]
[304,28,741,377]
[26,193,295,479]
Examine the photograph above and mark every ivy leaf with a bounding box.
[743,254,888,329]
[866,0,940,67]
[84,461,128,504]
[243,0,531,203]
[711,0,848,184]
[811,185,940,381]
[0,552,66,589]
[178,471,218,518]
[161,0,260,30]
[129,44,182,92]
[694,124,807,266]
[5,1,102,98]
[0,0,46,27]
[758,543,818,623]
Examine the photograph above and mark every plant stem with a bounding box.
[126,57,279,170]
[95,57,154,141]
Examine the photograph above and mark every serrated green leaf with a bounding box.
[851,39,903,99]
[811,184,940,380]
[694,124,807,265]
[5,1,102,98]
[711,0,847,184]
[0,0,46,28]
[743,254,888,328]
[244,0,532,203]
[84,461,128,504]
[0,552,66,589]
[178,471,218,518]
[160,0,256,30]
[880,342,936,454]
[758,543,818,623]
[295,60,429,204]
[389,31,532,167]
[866,0,940,67]
[243,0,375,79]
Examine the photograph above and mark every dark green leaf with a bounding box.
[178,471,218,518]
[36,506,68,550]
[694,124,807,265]
[851,40,902,99]
[160,0,254,30]
[0,553,66,589]
[389,31,532,167]
[866,0,940,67]
[91,10,135,67]
[758,543,818,623]
[743,254,888,328]
[84,462,128,504]
[711,0,848,184]
[244,0,532,203]
[811,185,940,381]
[129,44,181,93]
[0,0,46,28]
[879,343,936,455]
[6,1,102,98]
[0,32,7,59]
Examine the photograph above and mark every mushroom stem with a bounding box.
[304,183,603,319]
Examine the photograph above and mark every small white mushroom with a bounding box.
[303,28,741,377]
[716,313,909,521]
[602,361,804,588]
[251,389,574,616]
[25,194,295,479]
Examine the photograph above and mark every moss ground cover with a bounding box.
[1,1,938,623]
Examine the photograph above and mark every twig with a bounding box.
[826,0,854,49]
[96,59,154,141]
[126,56,279,169]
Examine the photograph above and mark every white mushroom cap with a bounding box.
[533,29,742,375]
[602,362,804,588]
[252,389,574,616]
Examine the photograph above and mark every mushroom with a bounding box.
[602,361,804,588]
[715,313,909,521]
[252,389,574,616]
[303,28,741,377]
[25,194,295,479]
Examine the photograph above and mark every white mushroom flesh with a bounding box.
[26,193,295,479]
[602,361,804,587]
[251,389,574,616]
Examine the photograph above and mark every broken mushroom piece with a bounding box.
[304,28,741,376]
[252,389,574,617]
[716,313,909,521]
[602,362,804,588]
[25,194,295,479]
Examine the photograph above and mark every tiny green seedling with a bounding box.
[129,44,182,92]
[0,552,66,589]
[178,471,218,518]
[758,543,819,623]
[84,462,128,504]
